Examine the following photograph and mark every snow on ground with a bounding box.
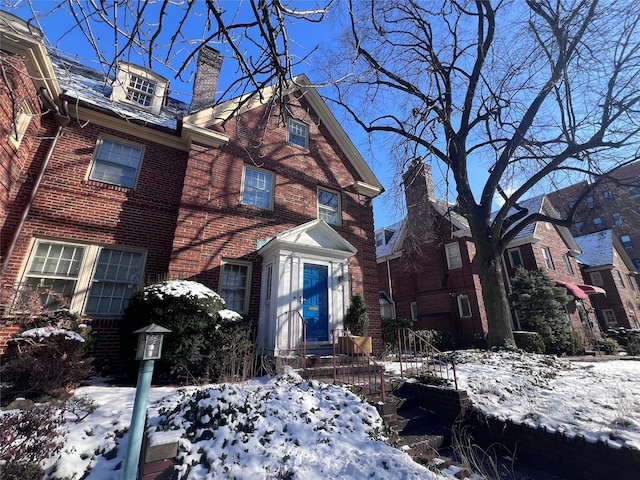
[12,349,640,479]
[452,350,640,450]
[41,370,445,480]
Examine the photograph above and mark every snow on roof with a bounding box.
[50,51,189,130]
[375,220,404,258]
[144,279,224,303]
[576,230,614,267]
[492,194,545,240]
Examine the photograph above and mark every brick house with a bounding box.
[376,160,599,347]
[575,230,640,330]
[0,11,384,360]
[548,160,640,280]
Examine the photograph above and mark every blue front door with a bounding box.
[303,264,329,342]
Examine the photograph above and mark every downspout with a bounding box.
[0,88,69,278]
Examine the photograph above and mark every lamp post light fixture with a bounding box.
[123,324,171,480]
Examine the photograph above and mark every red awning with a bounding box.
[555,281,589,300]
[577,284,607,296]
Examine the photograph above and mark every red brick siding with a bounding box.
[169,95,382,351]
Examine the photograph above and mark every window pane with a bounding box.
[288,118,308,147]
[221,263,249,312]
[318,189,339,225]
[242,167,273,209]
[90,138,143,188]
[446,243,462,269]
[86,248,144,314]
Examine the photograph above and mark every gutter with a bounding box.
[1,88,69,277]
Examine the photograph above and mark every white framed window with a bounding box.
[125,74,156,107]
[590,271,604,286]
[410,302,418,322]
[621,235,633,249]
[317,188,341,225]
[593,217,602,228]
[602,309,617,327]
[89,137,144,188]
[507,248,523,268]
[110,63,168,115]
[20,239,144,314]
[562,253,574,275]
[617,270,626,289]
[287,118,308,148]
[612,213,623,226]
[586,195,594,208]
[242,166,274,210]
[8,100,33,148]
[457,295,472,318]
[628,275,636,291]
[220,260,251,314]
[445,242,463,270]
[541,246,555,270]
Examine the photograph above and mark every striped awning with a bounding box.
[555,281,589,300]
[577,284,607,296]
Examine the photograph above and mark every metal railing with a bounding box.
[331,329,386,402]
[397,328,458,390]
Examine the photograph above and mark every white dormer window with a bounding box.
[126,75,155,107]
[111,63,168,115]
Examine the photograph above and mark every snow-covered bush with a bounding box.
[513,331,545,354]
[1,310,93,403]
[121,280,253,384]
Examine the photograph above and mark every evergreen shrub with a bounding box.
[121,280,252,384]
[344,293,369,336]
[513,331,545,354]
[381,316,412,352]
[415,329,454,351]
[591,336,619,355]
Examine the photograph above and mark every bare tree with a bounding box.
[321,0,640,346]
[3,0,333,115]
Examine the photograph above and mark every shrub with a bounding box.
[606,328,640,355]
[414,329,454,351]
[381,317,413,352]
[121,280,253,384]
[510,268,574,355]
[343,293,369,336]
[1,310,93,404]
[591,336,619,355]
[567,331,586,356]
[0,403,66,479]
[513,331,545,354]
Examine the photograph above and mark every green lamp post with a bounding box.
[123,323,171,480]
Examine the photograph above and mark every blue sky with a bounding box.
[5,1,488,230]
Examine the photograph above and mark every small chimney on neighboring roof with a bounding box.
[190,46,223,113]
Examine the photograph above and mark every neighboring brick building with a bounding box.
[0,11,383,359]
[548,161,640,278]
[576,230,640,330]
[376,160,599,347]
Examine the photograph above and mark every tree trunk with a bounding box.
[474,240,515,348]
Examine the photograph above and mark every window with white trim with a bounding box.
[8,100,33,148]
[410,302,418,322]
[602,309,617,327]
[621,235,633,249]
[586,195,594,208]
[612,212,623,226]
[20,240,144,314]
[541,246,555,270]
[89,137,144,188]
[287,118,308,148]
[220,261,251,314]
[445,242,463,270]
[593,217,603,228]
[590,271,604,286]
[457,295,472,318]
[242,166,274,209]
[110,63,168,115]
[562,253,574,275]
[617,270,626,289]
[628,275,636,291]
[317,188,341,225]
[507,248,523,268]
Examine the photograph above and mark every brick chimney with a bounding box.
[190,46,223,113]
[402,159,434,221]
